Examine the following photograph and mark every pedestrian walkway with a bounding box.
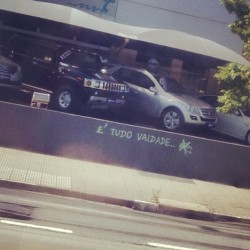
[0,146,250,223]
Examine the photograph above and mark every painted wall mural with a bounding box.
[35,0,118,17]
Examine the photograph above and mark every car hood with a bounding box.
[171,93,213,108]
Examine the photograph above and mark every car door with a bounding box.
[30,44,57,89]
[216,110,247,139]
[112,68,158,116]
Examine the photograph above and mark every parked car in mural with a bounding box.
[198,95,250,145]
[5,35,129,113]
[100,64,217,131]
[0,54,22,88]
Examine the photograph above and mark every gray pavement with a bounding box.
[0,146,250,223]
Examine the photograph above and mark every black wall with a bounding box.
[0,101,250,187]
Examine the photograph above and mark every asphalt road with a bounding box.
[0,188,250,250]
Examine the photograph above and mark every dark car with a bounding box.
[5,35,129,113]
[0,54,22,89]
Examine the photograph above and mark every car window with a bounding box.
[112,68,154,89]
[9,39,31,57]
[242,108,250,117]
[33,46,55,64]
[161,77,186,94]
[63,51,101,70]
[130,70,154,89]
[234,110,242,116]
[112,68,132,83]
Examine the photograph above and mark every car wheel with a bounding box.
[245,131,250,145]
[53,85,77,113]
[161,108,184,131]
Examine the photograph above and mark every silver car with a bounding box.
[102,64,217,131]
[199,95,250,145]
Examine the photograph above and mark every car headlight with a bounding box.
[189,106,201,115]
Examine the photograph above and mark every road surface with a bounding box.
[0,188,249,250]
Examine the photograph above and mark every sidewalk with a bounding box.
[1,146,250,223]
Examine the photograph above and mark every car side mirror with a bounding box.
[149,86,157,94]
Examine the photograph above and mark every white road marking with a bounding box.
[0,219,73,234]
[148,242,200,250]
[18,198,135,220]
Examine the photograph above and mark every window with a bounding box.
[33,46,55,64]
[10,39,31,57]
[112,68,154,89]
[63,51,101,70]
[130,71,154,89]
[164,77,186,94]
[112,68,132,83]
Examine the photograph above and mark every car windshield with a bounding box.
[62,50,102,70]
[242,108,250,117]
[157,76,187,94]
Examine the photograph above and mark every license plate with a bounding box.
[207,123,215,128]
[84,78,129,93]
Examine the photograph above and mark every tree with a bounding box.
[214,0,250,114]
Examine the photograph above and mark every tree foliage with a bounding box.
[214,0,250,114]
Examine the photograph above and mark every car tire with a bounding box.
[53,85,78,113]
[245,131,250,145]
[161,108,184,131]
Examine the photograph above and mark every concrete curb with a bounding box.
[0,180,134,209]
[157,203,246,223]
[133,200,158,213]
[1,179,250,225]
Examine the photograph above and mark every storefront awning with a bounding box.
[1,0,249,66]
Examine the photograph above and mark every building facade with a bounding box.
[1,0,247,94]
[31,0,247,94]
[36,0,243,54]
